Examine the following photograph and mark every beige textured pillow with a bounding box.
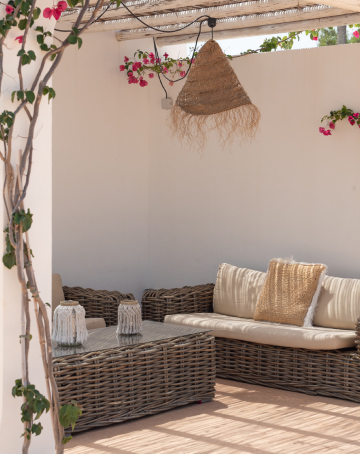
[253,259,327,327]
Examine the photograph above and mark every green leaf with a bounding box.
[33,7,41,20]
[11,91,16,103]
[42,86,49,96]
[45,302,51,307]
[3,252,16,269]
[25,91,35,104]
[68,35,77,45]
[35,26,44,33]
[31,422,43,436]
[62,436,73,445]
[17,91,24,101]
[21,1,30,15]
[40,43,49,51]
[116,0,121,8]
[77,37,82,50]
[21,54,30,66]
[22,212,33,232]
[17,49,26,56]
[48,88,56,101]
[28,50,36,61]
[13,211,26,225]
[72,27,79,36]
[18,19,27,31]
[37,34,44,45]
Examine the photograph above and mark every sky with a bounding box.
[186,31,318,57]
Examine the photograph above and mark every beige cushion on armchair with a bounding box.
[52,274,106,330]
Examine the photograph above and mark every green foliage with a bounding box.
[59,401,83,432]
[0,110,15,141]
[42,86,56,103]
[2,209,34,269]
[318,27,337,47]
[68,28,83,49]
[12,379,50,440]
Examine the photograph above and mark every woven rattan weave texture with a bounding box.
[63,286,135,326]
[142,284,214,322]
[143,284,360,403]
[53,322,215,432]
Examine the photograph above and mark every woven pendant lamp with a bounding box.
[169,39,260,150]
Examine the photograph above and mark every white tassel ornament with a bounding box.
[116,300,142,335]
[52,301,88,346]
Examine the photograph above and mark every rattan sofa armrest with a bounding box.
[63,286,135,327]
[141,283,215,322]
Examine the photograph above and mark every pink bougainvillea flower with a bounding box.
[53,7,62,20]
[119,65,125,71]
[162,67,168,74]
[353,113,359,118]
[43,7,53,18]
[5,5,14,14]
[353,30,360,38]
[169,81,174,86]
[312,36,318,41]
[329,122,335,130]
[350,120,356,126]
[149,73,154,78]
[132,62,141,71]
[15,35,23,44]
[139,79,148,87]
[124,56,129,62]
[163,52,169,59]
[180,71,186,78]
[143,58,149,64]
[149,52,155,58]
[319,127,325,134]
[57,1,68,12]
[178,61,183,67]
[156,58,161,63]
[323,130,331,136]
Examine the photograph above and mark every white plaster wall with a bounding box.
[53,34,153,301]
[53,40,360,299]
[148,43,360,287]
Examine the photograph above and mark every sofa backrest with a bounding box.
[213,263,266,319]
[52,273,65,317]
[314,275,360,330]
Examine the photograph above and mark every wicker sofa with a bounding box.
[142,264,360,403]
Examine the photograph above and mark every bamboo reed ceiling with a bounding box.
[58,0,360,43]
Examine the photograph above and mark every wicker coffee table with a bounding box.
[52,320,215,432]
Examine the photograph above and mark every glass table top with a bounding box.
[52,320,211,358]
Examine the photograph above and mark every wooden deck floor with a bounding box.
[65,378,360,454]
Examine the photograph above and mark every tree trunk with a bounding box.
[337,25,347,45]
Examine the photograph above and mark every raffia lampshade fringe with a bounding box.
[169,39,260,151]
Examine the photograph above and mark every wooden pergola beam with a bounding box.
[112,6,350,39]
[306,1,360,12]
[153,11,360,45]
[62,0,321,26]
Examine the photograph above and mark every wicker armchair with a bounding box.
[142,283,360,403]
[63,286,135,327]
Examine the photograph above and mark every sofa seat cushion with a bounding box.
[164,313,356,350]
[85,318,106,330]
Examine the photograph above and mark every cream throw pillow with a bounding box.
[253,258,327,327]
